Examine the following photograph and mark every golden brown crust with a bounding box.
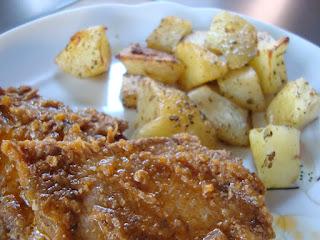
[2,134,274,239]
[0,86,127,239]
[0,195,34,239]
[0,86,127,143]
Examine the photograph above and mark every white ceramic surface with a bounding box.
[0,2,319,238]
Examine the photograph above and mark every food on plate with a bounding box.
[206,11,257,69]
[121,74,142,108]
[217,66,265,111]
[250,32,289,94]
[203,229,228,240]
[175,42,227,90]
[0,194,34,239]
[0,86,127,145]
[249,125,301,188]
[55,25,111,78]
[188,85,250,146]
[266,78,320,129]
[0,86,127,196]
[183,31,208,48]
[252,112,268,128]
[7,9,320,239]
[116,43,185,84]
[2,134,274,239]
[0,86,127,239]
[146,16,192,53]
[133,78,217,148]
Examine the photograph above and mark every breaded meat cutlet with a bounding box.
[0,86,127,239]
[0,86,127,144]
[2,134,274,239]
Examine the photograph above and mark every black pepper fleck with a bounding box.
[169,115,179,121]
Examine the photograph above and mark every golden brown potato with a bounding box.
[116,44,185,84]
[266,78,320,129]
[250,32,289,94]
[175,42,227,90]
[188,85,250,146]
[217,66,265,111]
[146,16,192,53]
[56,25,111,78]
[249,125,301,188]
[121,74,143,109]
[206,11,257,69]
[133,78,218,148]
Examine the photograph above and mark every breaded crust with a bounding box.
[2,134,274,239]
[0,86,127,143]
[0,86,127,239]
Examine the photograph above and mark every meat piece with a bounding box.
[0,195,34,239]
[0,86,127,239]
[0,86,127,143]
[2,134,274,239]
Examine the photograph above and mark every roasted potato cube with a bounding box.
[133,78,217,148]
[249,125,301,188]
[218,66,265,111]
[183,31,208,48]
[146,16,192,53]
[206,11,257,69]
[266,78,320,129]
[175,42,227,90]
[121,74,142,108]
[116,44,185,84]
[188,85,250,146]
[250,32,289,94]
[55,25,111,78]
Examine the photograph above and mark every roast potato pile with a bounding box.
[56,11,320,188]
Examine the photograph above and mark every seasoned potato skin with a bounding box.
[133,78,218,149]
[117,44,185,84]
[249,125,301,188]
[188,85,250,146]
[147,16,192,53]
[120,74,142,109]
[266,78,320,129]
[175,42,227,90]
[250,32,289,94]
[55,25,111,78]
[218,66,265,112]
[206,11,258,69]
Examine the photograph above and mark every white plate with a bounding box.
[0,2,319,238]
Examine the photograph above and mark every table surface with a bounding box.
[0,0,319,46]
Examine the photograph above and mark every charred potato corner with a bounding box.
[116,43,185,84]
